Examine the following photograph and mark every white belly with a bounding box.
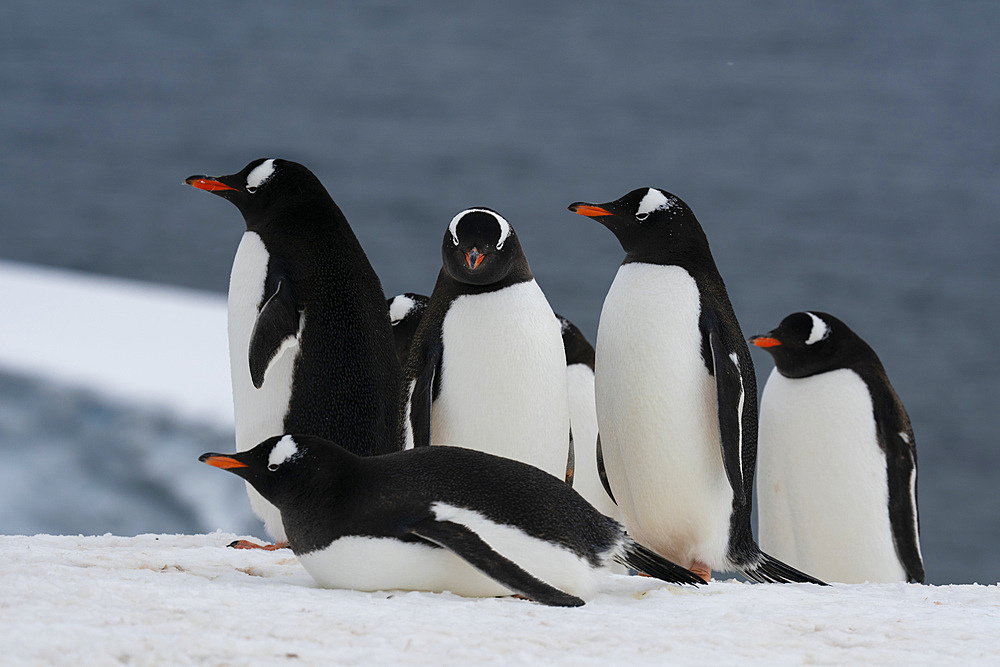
[297,502,604,600]
[566,364,621,520]
[757,368,906,583]
[595,264,733,568]
[432,281,570,479]
[228,232,300,541]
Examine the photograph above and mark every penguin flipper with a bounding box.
[408,519,585,607]
[709,331,747,504]
[595,434,617,506]
[616,539,706,586]
[248,278,301,389]
[406,340,440,449]
[565,427,575,486]
[880,419,925,583]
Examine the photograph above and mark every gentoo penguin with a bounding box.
[570,188,822,584]
[201,434,704,605]
[750,311,924,583]
[556,315,621,520]
[186,159,401,546]
[402,208,572,481]
[387,293,429,366]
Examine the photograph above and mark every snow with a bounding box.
[1,261,998,663]
[1,533,996,665]
[0,260,232,427]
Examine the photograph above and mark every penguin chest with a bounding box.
[432,281,570,478]
[565,364,620,519]
[757,369,906,583]
[227,232,300,453]
[594,264,733,564]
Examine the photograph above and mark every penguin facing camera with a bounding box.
[402,208,572,482]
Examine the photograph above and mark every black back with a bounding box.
[187,158,401,456]
[751,311,925,582]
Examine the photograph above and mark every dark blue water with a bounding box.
[1,1,997,584]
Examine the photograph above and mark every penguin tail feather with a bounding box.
[739,551,827,585]
[616,539,707,586]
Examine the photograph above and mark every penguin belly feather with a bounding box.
[432,281,570,479]
[595,264,734,569]
[227,231,300,541]
[757,368,907,583]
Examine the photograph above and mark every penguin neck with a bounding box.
[279,452,365,555]
[621,226,718,277]
[437,260,534,297]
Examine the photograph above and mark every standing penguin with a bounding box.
[403,208,571,481]
[556,315,621,520]
[569,188,821,584]
[750,311,924,583]
[186,158,401,546]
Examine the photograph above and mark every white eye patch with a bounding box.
[268,435,299,470]
[804,312,830,345]
[635,188,675,219]
[246,159,276,192]
[448,208,512,249]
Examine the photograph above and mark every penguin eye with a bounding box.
[636,212,649,221]
[267,463,279,471]
[247,186,258,194]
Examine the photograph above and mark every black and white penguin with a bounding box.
[186,159,401,545]
[570,188,822,584]
[387,293,429,366]
[556,315,621,520]
[750,311,925,583]
[402,208,572,481]
[201,434,704,605]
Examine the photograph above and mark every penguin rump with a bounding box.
[201,434,705,606]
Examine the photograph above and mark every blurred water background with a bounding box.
[1,1,997,585]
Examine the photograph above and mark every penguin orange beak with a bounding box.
[199,453,248,469]
[465,248,485,269]
[185,176,238,192]
[568,203,613,218]
[750,336,782,348]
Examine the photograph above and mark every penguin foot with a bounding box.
[689,562,711,583]
[227,539,290,551]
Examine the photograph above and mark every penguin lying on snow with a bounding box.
[186,159,401,547]
[402,208,572,481]
[570,188,823,584]
[201,434,705,606]
[751,311,925,583]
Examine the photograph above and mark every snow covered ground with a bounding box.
[1,260,998,664]
[2,533,997,665]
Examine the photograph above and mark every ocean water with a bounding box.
[1,1,998,584]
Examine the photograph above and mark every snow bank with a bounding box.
[0,261,232,427]
[1,533,996,665]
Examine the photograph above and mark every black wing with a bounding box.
[880,414,925,583]
[409,519,584,607]
[595,434,617,506]
[405,335,441,449]
[710,330,747,504]
[565,427,575,486]
[248,278,301,389]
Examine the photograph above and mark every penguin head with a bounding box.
[186,158,331,229]
[441,208,529,286]
[200,434,347,508]
[750,311,866,378]
[568,188,708,261]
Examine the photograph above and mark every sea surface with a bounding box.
[1,1,997,585]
